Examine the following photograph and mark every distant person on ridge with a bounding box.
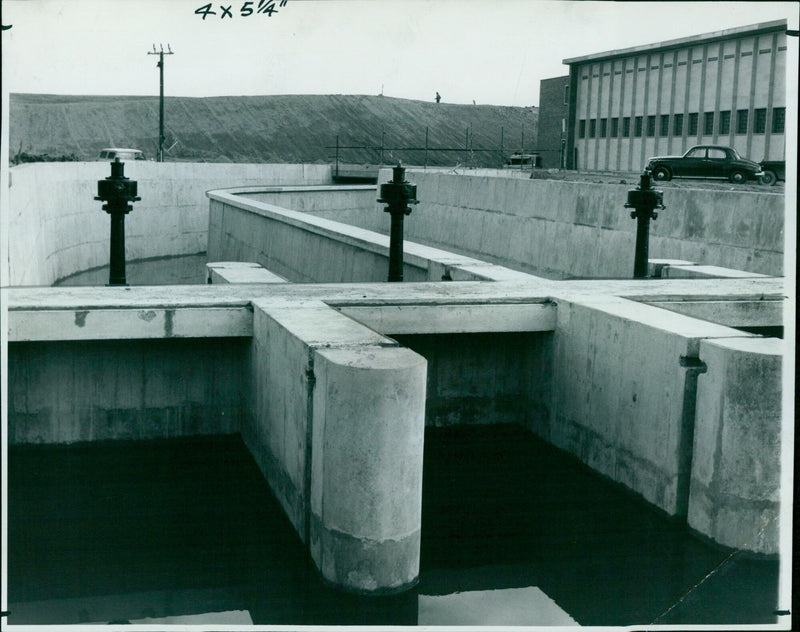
[435,92,441,104]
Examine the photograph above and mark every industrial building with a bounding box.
[537,19,788,171]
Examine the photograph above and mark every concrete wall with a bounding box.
[243,299,427,593]
[548,294,759,516]
[356,170,784,278]
[7,337,249,444]
[393,332,552,433]
[688,336,783,554]
[5,275,788,558]
[207,190,537,284]
[6,162,332,286]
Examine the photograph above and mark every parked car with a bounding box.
[645,145,763,184]
[97,148,147,161]
[759,160,785,186]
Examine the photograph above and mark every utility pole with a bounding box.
[147,44,174,162]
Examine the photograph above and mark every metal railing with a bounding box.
[327,127,548,173]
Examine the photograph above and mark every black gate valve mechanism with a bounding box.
[377,163,419,282]
[95,158,140,214]
[625,170,665,279]
[95,158,140,286]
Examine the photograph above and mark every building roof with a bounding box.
[563,19,787,65]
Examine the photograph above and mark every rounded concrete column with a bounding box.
[309,345,427,594]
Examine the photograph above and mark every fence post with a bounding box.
[500,126,504,167]
[424,126,428,170]
[335,135,339,178]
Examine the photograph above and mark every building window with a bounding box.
[600,118,607,138]
[646,115,656,137]
[689,113,699,136]
[772,107,785,134]
[611,117,619,138]
[660,114,670,136]
[673,113,684,136]
[736,109,748,134]
[754,108,766,134]
[579,119,586,139]
[635,116,643,137]
[564,85,570,105]
[719,110,731,135]
[623,117,631,138]
[703,112,714,135]
[589,119,597,138]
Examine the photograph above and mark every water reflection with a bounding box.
[7,427,780,626]
[419,586,576,626]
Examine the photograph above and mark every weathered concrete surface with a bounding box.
[6,162,332,286]
[661,264,771,279]
[206,261,288,284]
[5,276,789,558]
[548,294,757,516]
[688,337,783,554]
[206,190,539,284]
[394,332,552,432]
[242,298,427,593]
[362,169,784,278]
[7,337,248,444]
[643,299,783,329]
[310,345,426,593]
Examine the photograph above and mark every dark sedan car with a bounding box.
[646,145,763,184]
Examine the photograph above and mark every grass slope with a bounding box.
[10,93,537,167]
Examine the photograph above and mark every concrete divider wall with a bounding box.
[393,332,552,432]
[206,193,536,283]
[6,162,332,286]
[549,295,759,517]
[370,169,784,278]
[688,337,783,554]
[7,337,249,444]
[237,186,376,216]
[243,299,427,593]
[207,197,425,283]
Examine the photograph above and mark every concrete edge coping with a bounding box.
[207,187,532,282]
[553,293,761,356]
[252,297,393,348]
[699,335,785,356]
[662,264,773,279]
[208,184,377,195]
[207,262,289,284]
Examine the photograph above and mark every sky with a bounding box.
[1,0,798,106]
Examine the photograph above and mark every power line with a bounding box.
[147,44,174,162]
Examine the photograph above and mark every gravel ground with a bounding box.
[528,168,784,194]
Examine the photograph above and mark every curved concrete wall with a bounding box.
[6,162,332,286]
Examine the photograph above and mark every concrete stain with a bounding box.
[74,311,89,327]
[138,310,157,322]
[164,310,175,337]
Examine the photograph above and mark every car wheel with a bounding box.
[652,166,671,181]
[729,170,747,184]
[760,170,777,186]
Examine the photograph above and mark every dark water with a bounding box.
[7,425,780,626]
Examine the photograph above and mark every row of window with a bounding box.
[579,45,787,79]
[578,107,785,139]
